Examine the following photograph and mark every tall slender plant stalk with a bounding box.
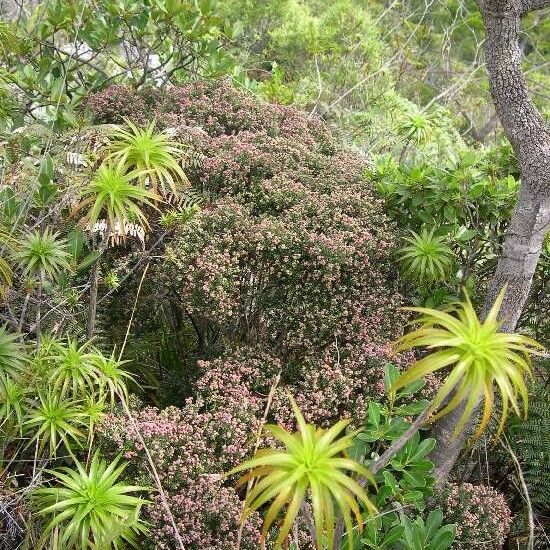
[115,263,186,550]
[86,232,109,339]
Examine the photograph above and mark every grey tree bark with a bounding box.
[0,0,40,20]
[430,0,550,485]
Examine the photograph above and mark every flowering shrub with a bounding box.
[194,345,432,429]
[97,401,261,549]
[195,348,281,414]
[157,82,401,356]
[146,477,262,550]
[89,80,411,546]
[88,80,402,357]
[166,190,400,354]
[198,345,387,429]
[433,483,512,549]
[157,80,333,149]
[84,84,148,124]
[98,400,257,486]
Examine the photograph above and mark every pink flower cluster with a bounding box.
[436,482,512,548]
[98,398,257,485]
[194,345,415,429]
[157,80,333,149]
[166,186,401,355]
[84,84,147,124]
[96,399,261,549]
[146,477,262,550]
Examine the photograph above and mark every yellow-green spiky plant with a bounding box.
[75,161,159,234]
[107,119,189,199]
[392,288,544,440]
[227,393,376,550]
[398,228,455,283]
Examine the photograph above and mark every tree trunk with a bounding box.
[430,0,550,485]
[86,233,109,340]
[86,258,101,340]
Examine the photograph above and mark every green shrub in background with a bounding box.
[370,148,520,307]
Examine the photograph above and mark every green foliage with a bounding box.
[0,2,547,543]
[0,335,135,460]
[0,333,141,544]
[103,270,121,290]
[75,162,159,233]
[159,192,202,227]
[398,111,434,145]
[0,229,16,288]
[397,510,455,550]
[0,324,26,384]
[394,289,543,438]
[82,393,107,439]
[14,228,71,280]
[33,452,148,549]
[36,154,58,207]
[353,365,455,550]
[361,505,456,550]
[228,393,376,550]
[0,0,236,128]
[371,148,519,306]
[372,149,518,232]
[399,228,455,283]
[0,376,27,434]
[107,119,189,198]
[25,390,86,458]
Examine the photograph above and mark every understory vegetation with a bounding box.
[0,1,548,549]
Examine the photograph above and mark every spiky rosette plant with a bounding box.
[47,339,100,399]
[14,228,71,280]
[0,227,17,289]
[25,390,86,457]
[0,376,26,434]
[33,452,148,549]
[398,111,433,144]
[393,288,544,439]
[92,352,136,405]
[75,161,159,235]
[107,119,189,199]
[0,324,26,383]
[398,228,454,283]
[228,393,376,550]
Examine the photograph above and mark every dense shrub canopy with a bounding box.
[84,80,418,546]
[86,78,406,379]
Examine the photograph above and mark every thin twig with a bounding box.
[502,436,535,550]
[114,262,185,549]
[117,393,186,550]
[236,371,282,550]
[119,262,149,360]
